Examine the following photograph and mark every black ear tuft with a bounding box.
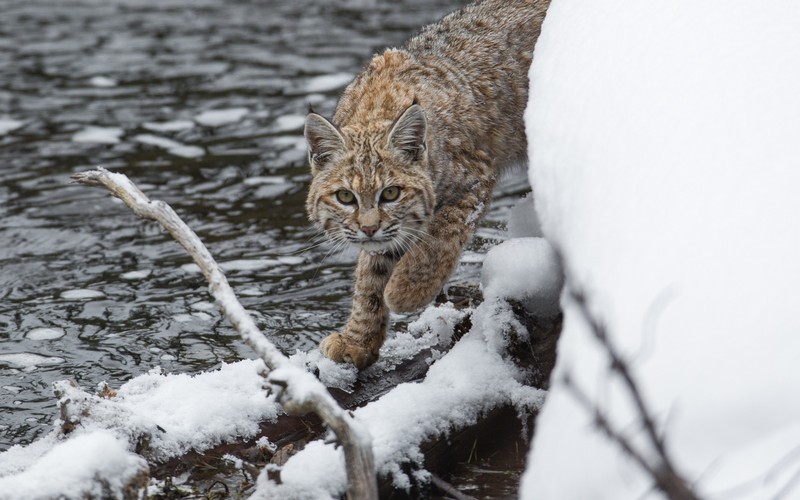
[304,113,346,172]
[387,104,427,161]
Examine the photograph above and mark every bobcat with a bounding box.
[304,0,550,368]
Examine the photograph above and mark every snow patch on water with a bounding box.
[194,108,249,127]
[88,76,118,87]
[25,328,66,341]
[303,73,354,93]
[71,126,124,144]
[0,118,24,135]
[271,114,306,132]
[0,353,66,371]
[60,289,105,300]
[142,120,195,133]
[120,269,152,280]
[133,134,204,158]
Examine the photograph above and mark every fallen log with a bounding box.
[149,293,561,499]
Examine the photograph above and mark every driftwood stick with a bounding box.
[71,167,378,500]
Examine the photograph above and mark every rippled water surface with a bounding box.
[0,0,530,449]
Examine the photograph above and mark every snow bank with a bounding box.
[522,0,800,498]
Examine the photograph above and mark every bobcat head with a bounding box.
[304,103,436,255]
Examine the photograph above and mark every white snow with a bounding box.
[303,73,354,93]
[0,431,146,500]
[60,289,105,300]
[0,118,23,135]
[142,120,195,133]
[88,76,118,87]
[255,299,546,498]
[0,353,65,371]
[243,175,288,186]
[71,126,124,144]
[194,108,249,127]
[0,358,281,498]
[121,269,152,280]
[25,328,66,341]
[481,238,562,317]
[133,133,205,158]
[181,258,282,274]
[521,0,800,498]
[271,114,306,132]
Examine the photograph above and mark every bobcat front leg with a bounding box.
[320,252,395,369]
[385,173,495,313]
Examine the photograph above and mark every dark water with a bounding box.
[0,0,529,452]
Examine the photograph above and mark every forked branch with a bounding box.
[71,167,377,500]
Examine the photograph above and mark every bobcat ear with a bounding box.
[305,113,346,171]
[387,104,426,161]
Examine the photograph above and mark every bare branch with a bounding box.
[71,167,377,500]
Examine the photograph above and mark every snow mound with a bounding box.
[0,431,146,500]
[481,237,562,317]
[522,0,800,498]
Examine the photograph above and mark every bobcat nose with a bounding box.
[360,225,379,237]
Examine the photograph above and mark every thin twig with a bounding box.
[565,287,699,500]
[71,167,377,500]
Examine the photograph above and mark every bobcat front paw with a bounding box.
[319,332,379,369]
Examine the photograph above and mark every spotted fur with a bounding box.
[305,0,550,368]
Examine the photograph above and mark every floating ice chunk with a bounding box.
[133,134,204,158]
[25,327,66,341]
[243,176,287,186]
[61,289,105,300]
[142,120,195,133]
[0,118,24,135]
[194,108,249,127]
[172,313,194,323]
[277,256,304,265]
[481,238,563,317]
[120,269,152,280]
[181,259,281,274]
[304,73,353,93]
[0,353,66,371]
[71,126,124,144]
[271,114,306,132]
[190,301,215,311]
[88,76,118,87]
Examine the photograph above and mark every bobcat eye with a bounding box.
[380,186,401,202]
[335,189,356,204]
